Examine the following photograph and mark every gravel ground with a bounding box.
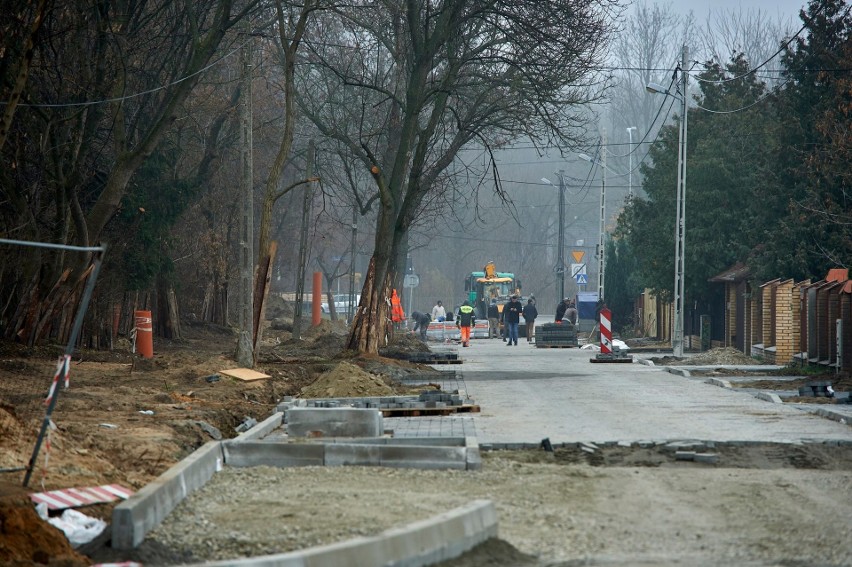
[105,447,852,567]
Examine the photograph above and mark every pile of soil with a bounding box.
[0,483,89,566]
[379,332,431,359]
[300,362,394,398]
[652,347,761,366]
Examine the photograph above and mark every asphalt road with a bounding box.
[442,339,852,445]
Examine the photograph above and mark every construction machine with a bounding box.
[464,261,523,320]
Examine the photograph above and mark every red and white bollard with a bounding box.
[599,307,613,355]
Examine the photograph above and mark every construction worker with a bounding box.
[410,311,431,341]
[456,300,475,347]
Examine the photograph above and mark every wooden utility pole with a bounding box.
[292,139,315,339]
[236,26,254,367]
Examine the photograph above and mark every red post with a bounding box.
[312,272,322,326]
[600,307,612,355]
[134,310,153,358]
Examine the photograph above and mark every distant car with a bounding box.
[321,293,361,314]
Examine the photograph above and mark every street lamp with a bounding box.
[578,150,608,303]
[626,126,637,198]
[647,44,688,357]
[541,173,566,300]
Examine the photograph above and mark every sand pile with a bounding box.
[681,347,761,366]
[300,362,394,398]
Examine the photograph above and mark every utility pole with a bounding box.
[292,139,315,339]
[626,126,637,198]
[597,128,607,303]
[672,45,689,357]
[236,26,254,367]
[557,171,565,301]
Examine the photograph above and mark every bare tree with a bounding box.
[298,0,618,354]
[0,0,258,344]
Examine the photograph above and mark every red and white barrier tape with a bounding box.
[44,354,71,406]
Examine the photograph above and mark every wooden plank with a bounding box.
[219,367,271,381]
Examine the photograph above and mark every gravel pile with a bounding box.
[141,451,852,566]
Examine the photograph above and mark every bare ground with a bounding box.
[1,327,850,566]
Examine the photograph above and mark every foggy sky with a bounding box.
[663,0,805,20]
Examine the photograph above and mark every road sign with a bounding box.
[571,263,586,277]
[576,273,588,284]
[554,265,565,274]
[403,274,420,288]
[571,250,584,263]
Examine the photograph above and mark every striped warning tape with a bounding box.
[45,354,71,406]
[29,484,134,510]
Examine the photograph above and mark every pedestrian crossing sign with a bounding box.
[576,273,588,284]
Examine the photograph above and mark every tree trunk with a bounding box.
[346,257,392,353]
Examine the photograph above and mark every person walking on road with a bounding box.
[487,299,500,339]
[503,294,523,346]
[431,300,446,322]
[456,300,476,347]
[522,298,538,343]
[410,311,431,341]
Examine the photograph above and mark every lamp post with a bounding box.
[626,126,637,198]
[541,172,566,301]
[647,44,688,357]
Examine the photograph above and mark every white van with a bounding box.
[321,294,361,314]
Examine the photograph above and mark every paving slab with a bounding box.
[447,339,852,445]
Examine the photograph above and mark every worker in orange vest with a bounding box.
[391,289,404,327]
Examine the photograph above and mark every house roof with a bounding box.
[708,262,751,283]
[826,268,849,283]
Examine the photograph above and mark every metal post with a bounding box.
[557,171,565,301]
[672,45,688,357]
[597,129,607,302]
[626,126,637,198]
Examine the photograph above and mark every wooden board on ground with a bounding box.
[219,367,271,381]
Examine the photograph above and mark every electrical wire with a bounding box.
[694,79,791,114]
[690,0,847,85]
[3,38,251,108]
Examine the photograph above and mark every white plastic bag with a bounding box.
[37,502,107,548]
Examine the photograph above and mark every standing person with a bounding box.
[456,300,475,347]
[410,311,431,341]
[487,299,500,338]
[431,300,446,322]
[522,298,538,343]
[555,297,570,323]
[503,294,523,346]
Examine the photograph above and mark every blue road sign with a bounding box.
[576,273,588,284]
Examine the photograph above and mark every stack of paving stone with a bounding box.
[418,390,466,408]
[798,381,834,398]
[535,322,578,348]
[296,393,475,412]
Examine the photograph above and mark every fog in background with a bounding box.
[334,0,808,316]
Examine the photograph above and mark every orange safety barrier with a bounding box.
[134,310,153,358]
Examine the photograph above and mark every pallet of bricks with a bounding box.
[536,322,578,348]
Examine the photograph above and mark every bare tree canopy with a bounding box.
[294,0,620,353]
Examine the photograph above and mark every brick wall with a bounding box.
[816,285,830,361]
[726,283,737,347]
[774,280,795,364]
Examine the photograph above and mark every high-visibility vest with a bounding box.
[391,290,404,322]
